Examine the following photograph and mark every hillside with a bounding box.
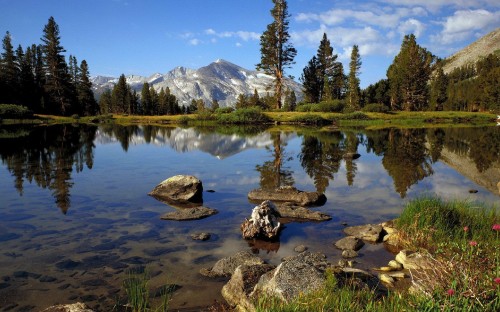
[91,59,303,107]
[443,28,500,74]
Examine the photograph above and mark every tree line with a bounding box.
[0,17,98,116]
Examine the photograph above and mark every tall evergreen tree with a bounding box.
[347,45,361,110]
[149,86,159,115]
[283,89,297,111]
[17,45,36,108]
[141,82,152,115]
[211,98,220,112]
[300,56,321,103]
[41,17,73,115]
[387,34,434,111]
[77,60,97,116]
[430,61,448,111]
[317,33,337,101]
[257,0,296,109]
[1,31,19,104]
[112,74,129,114]
[331,62,346,100]
[99,89,112,114]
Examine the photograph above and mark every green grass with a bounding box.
[255,198,500,312]
[121,268,172,312]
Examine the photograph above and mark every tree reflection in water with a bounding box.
[255,132,294,190]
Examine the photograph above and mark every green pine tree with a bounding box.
[41,17,73,115]
[347,45,361,110]
[77,60,98,116]
[300,56,321,103]
[256,0,296,109]
[141,82,152,115]
[112,74,129,114]
[317,33,337,101]
[387,34,434,111]
[1,31,19,104]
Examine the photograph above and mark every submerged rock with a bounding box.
[274,203,331,221]
[344,224,384,243]
[200,251,265,278]
[191,232,211,241]
[149,175,203,205]
[248,186,326,206]
[160,206,217,221]
[241,201,282,240]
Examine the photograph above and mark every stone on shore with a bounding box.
[395,250,432,270]
[251,252,328,302]
[42,303,94,312]
[200,251,264,278]
[160,206,217,221]
[241,201,282,240]
[334,236,365,251]
[248,186,326,206]
[221,264,275,311]
[149,175,203,205]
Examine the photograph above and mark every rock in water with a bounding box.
[160,206,217,221]
[248,186,326,206]
[149,175,203,205]
[241,201,282,240]
[200,251,265,278]
[344,224,384,243]
[41,303,94,312]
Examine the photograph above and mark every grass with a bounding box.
[120,268,173,312]
[255,197,500,312]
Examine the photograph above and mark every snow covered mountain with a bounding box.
[91,59,303,107]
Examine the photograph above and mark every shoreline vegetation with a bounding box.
[0,108,497,130]
[253,197,500,312]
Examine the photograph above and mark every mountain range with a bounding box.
[91,59,303,107]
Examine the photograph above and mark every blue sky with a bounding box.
[1,0,499,88]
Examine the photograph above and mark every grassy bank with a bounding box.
[257,197,500,312]
[1,110,497,129]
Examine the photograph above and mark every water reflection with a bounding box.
[0,124,97,214]
[1,125,499,216]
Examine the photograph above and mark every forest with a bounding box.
[0,13,498,117]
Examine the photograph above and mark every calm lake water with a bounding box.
[0,124,499,311]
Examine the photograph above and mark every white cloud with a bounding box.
[398,18,426,37]
[235,42,242,47]
[431,9,500,44]
[204,29,260,41]
[188,38,201,46]
[379,0,500,12]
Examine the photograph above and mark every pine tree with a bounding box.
[257,0,296,109]
[211,98,220,112]
[32,44,45,112]
[1,31,19,104]
[141,82,152,115]
[77,60,97,116]
[317,33,337,101]
[16,45,36,109]
[112,74,129,114]
[347,45,362,110]
[283,89,297,111]
[235,93,248,109]
[41,17,73,115]
[387,34,434,111]
[430,61,448,111]
[149,86,159,115]
[300,56,321,103]
[158,87,167,115]
[332,62,346,100]
[99,89,112,114]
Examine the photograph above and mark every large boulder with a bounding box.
[344,224,384,243]
[200,251,265,278]
[241,201,282,240]
[248,186,326,206]
[274,203,331,222]
[149,175,203,205]
[251,252,328,302]
[221,264,275,311]
[160,206,217,221]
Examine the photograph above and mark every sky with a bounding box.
[1,0,499,88]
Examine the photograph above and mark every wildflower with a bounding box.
[494,277,500,285]
[469,241,478,247]
[446,289,455,296]
[463,226,469,232]
[492,224,500,231]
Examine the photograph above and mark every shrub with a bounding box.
[362,103,390,113]
[217,107,271,124]
[0,104,33,119]
[177,115,191,125]
[195,110,217,121]
[291,114,331,126]
[215,107,234,114]
[296,100,345,113]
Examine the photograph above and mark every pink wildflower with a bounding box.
[469,241,478,247]
[446,289,455,296]
[492,224,500,231]
[463,226,469,232]
[494,277,500,285]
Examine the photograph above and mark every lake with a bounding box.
[0,124,499,311]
